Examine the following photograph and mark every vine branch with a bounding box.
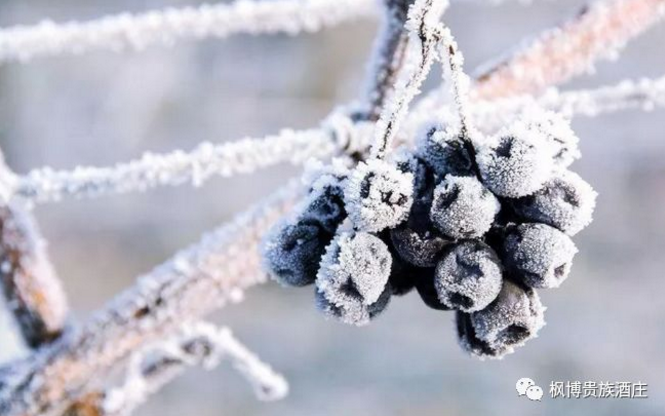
[0,155,68,350]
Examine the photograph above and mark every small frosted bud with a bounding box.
[430,175,500,239]
[263,220,332,287]
[502,223,578,289]
[477,125,555,198]
[344,159,414,232]
[434,241,503,312]
[469,280,545,355]
[512,170,597,236]
[316,231,392,307]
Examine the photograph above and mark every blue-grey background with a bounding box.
[0,0,664,415]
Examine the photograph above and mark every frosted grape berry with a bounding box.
[469,280,545,356]
[315,284,392,326]
[502,223,578,289]
[418,125,475,178]
[512,170,597,236]
[263,220,332,287]
[316,231,392,310]
[344,159,414,232]
[434,240,503,312]
[300,184,346,233]
[520,108,581,168]
[430,175,500,239]
[390,214,450,267]
[387,255,417,296]
[476,126,554,198]
[456,311,509,359]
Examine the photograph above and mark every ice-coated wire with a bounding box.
[0,0,378,64]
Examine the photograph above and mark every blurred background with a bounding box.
[0,0,664,415]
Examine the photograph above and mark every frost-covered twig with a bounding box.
[0,182,299,416]
[467,75,665,129]
[0,155,68,349]
[0,0,378,64]
[472,0,665,99]
[370,0,447,159]
[8,120,360,205]
[537,75,665,116]
[94,322,287,416]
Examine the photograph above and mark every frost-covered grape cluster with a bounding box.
[263,110,596,359]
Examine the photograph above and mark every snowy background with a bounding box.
[1,0,665,415]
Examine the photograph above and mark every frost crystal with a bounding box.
[430,175,500,239]
[469,280,545,357]
[502,223,578,289]
[512,169,597,236]
[344,159,414,232]
[434,241,503,312]
[316,231,392,309]
[477,124,555,197]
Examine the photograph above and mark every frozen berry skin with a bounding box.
[476,126,554,198]
[456,311,510,360]
[469,280,545,356]
[502,223,578,289]
[434,241,503,312]
[430,175,500,239]
[263,220,332,287]
[315,284,392,326]
[417,125,475,178]
[316,231,392,307]
[520,108,581,168]
[512,170,596,236]
[344,159,414,232]
[415,268,452,311]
